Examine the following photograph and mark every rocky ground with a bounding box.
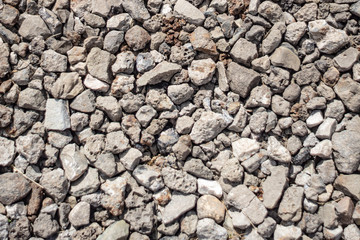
[0,0,360,239]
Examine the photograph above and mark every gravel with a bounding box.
[0,0,360,239]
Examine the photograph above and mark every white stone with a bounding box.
[316,118,337,139]
[274,225,302,240]
[267,136,291,163]
[232,138,260,161]
[188,58,216,86]
[84,74,109,92]
[197,179,223,198]
[306,110,324,128]
[174,0,205,25]
[310,140,332,159]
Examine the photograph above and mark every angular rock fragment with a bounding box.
[136,61,181,87]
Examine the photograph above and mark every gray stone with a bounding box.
[69,202,90,228]
[0,173,30,205]
[16,134,44,164]
[285,22,307,45]
[226,185,267,225]
[17,88,46,111]
[124,202,155,234]
[0,137,15,166]
[136,61,182,87]
[33,214,59,239]
[70,89,96,113]
[96,96,122,121]
[261,23,285,55]
[278,186,304,222]
[190,111,230,144]
[174,0,205,25]
[136,52,155,73]
[270,45,300,71]
[168,84,194,105]
[122,0,150,22]
[334,174,360,200]
[257,217,276,238]
[107,13,133,32]
[40,50,67,72]
[0,214,8,239]
[125,25,151,51]
[263,166,288,209]
[184,158,213,180]
[111,74,135,97]
[308,20,349,54]
[40,168,69,203]
[44,99,71,131]
[162,167,197,194]
[18,14,51,40]
[258,1,284,24]
[120,148,142,171]
[232,138,260,161]
[60,144,88,182]
[188,59,216,86]
[69,167,100,197]
[227,62,261,98]
[86,47,113,83]
[112,51,135,74]
[334,75,360,113]
[344,224,360,240]
[162,192,197,224]
[333,47,359,72]
[196,218,227,240]
[52,72,84,99]
[84,74,110,92]
[245,85,272,108]
[230,38,258,66]
[294,3,317,22]
[272,95,290,116]
[170,44,195,66]
[293,64,321,86]
[133,165,164,192]
[97,220,129,240]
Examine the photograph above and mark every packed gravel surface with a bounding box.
[1,0,360,239]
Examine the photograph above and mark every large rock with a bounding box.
[17,88,46,111]
[51,72,84,99]
[18,14,51,40]
[0,137,15,166]
[190,111,230,144]
[97,220,129,240]
[308,20,349,54]
[258,1,284,24]
[196,218,228,240]
[188,58,216,86]
[44,99,71,131]
[69,167,100,197]
[230,38,258,66]
[125,25,151,51]
[226,185,268,225]
[332,130,360,174]
[189,27,218,55]
[122,0,150,22]
[334,75,360,113]
[40,50,67,72]
[86,47,113,83]
[161,167,197,194]
[0,173,31,205]
[334,174,360,201]
[278,186,304,222]
[40,169,69,203]
[333,47,359,72]
[136,61,182,87]
[174,0,205,25]
[262,166,288,209]
[270,45,300,71]
[16,134,45,164]
[227,62,261,98]
[60,144,88,181]
[162,192,197,224]
[101,176,127,216]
